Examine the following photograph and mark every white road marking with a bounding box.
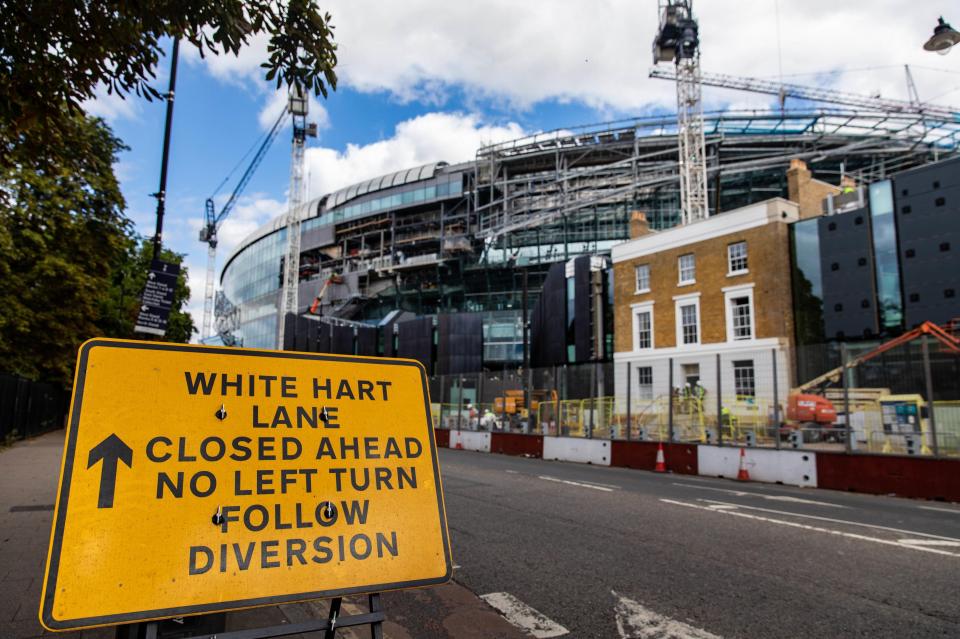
[919,505,960,515]
[505,470,520,474]
[698,499,960,542]
[611,590,722,639]
[480,592,569,638]
[898,539,960,547]
[660,499,960,558]
[672,482,846,508]
[570,478,621,489]
[538,475,615,492]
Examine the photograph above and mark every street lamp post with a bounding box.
[151,38,181,261]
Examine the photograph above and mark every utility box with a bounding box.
[880,394,932,455]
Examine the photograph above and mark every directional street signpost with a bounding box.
[134,260,179,337]
[40,339,452,631]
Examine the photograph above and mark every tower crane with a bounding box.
[652,0,709,225]
[199,108,289,341]
[277,85,318,348]
[649,67,960,121]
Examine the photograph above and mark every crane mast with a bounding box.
[278,85,317,348]
[653,0,708,225]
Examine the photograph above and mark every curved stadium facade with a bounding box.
[218,109,959,359]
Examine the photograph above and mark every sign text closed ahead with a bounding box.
[40,339,451,631]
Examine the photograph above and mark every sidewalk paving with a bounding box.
[0,430,523,639]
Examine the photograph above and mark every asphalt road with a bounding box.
[439,448,960,638]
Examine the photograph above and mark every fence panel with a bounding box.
[0,373,68,443]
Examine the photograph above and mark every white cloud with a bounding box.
[304,112,524,196]
[186,1,960,114]
[82,85,140,122]
[215,193,288,258]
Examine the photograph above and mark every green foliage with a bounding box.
[0,0,338,159]
[0,113,194,386]
[101,239,196,345]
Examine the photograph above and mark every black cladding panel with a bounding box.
[574,256,592,362]
[383,326,397,357]
[437,313,482,375]
[397,317,434,374]
[282,314,296,351]
[331,325,355,355]
[356,326,378,356]
[894,159,960,326]
[892,156,960,200]
[305,320,318,353]
[295,316,311,352]
[531,262,567,367]
[818,209,878,339]
[316,322,331,353]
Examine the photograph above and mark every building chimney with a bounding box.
[785,158,842,220]
[629,211,652,238]
[786,159,811,203]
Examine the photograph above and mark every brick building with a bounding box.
[611,199,799,406]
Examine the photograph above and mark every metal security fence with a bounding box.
[0,373,69,443]
[431,334,960,458]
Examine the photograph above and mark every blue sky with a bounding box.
[84,1,960,337]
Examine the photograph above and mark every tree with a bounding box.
[0,0,338,163]
[0,113,132,384]
[100,239,196,345]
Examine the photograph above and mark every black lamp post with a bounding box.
[151,38,180,260]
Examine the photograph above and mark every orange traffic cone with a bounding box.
[736,448,750,481]
[654,443,667,473]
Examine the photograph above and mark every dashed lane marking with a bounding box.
[698,498,960,542]
[898,539,960,547]
[671,482,846,508]
[537,475,616,492]
[612,590,722,639]
[919,505,960,515]
[480,592,569,638]
[660,499,960,558]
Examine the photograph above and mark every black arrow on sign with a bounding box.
[87,434,133,509]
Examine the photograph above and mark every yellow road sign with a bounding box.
[41,339,451,631]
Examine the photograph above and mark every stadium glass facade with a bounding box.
[219,110,956,366]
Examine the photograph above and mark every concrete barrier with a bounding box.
[437,428,960,501]
[542,437,611,466]
[816,452,960,501]
[611,441,698,474]
[491,432,543,457]
[449,430,491,452]
[698,446,817,488]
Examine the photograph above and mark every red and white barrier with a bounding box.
[433,429,960,501]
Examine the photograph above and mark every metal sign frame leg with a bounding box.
[115,595,385,639]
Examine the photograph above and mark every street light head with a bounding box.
[924,16,960,54]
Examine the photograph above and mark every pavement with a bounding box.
[4,431,960,638]
[0,431,524,639]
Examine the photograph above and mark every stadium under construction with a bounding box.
[216,108,959,380]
